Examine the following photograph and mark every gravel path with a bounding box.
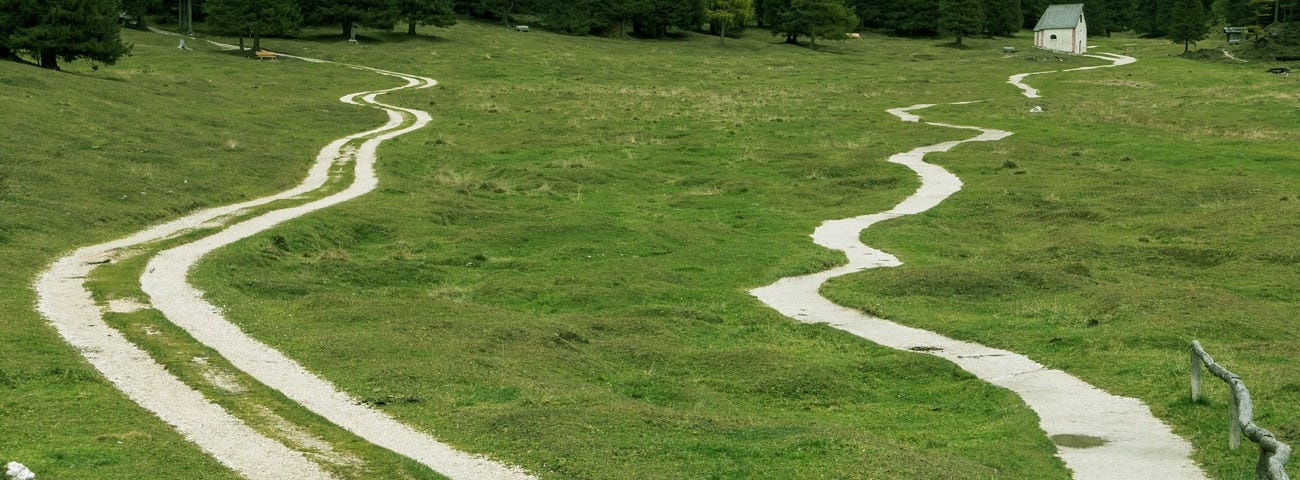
[141,68,536,480]
[1009,53,1137,98]
[752,53,1209,479]
[36,40,535,479]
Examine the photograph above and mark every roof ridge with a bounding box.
[1033,3,1086,31]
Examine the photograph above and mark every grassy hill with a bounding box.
[1,21,1295,479]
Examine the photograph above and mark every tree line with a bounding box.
[2,0,1296,70]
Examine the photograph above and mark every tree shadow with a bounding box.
[936,41,974,50]
[371,32,454,44]
[290,31,453,47]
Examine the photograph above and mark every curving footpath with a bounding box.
[752,53,1210,479]
[1009,53,1137,98]
[36,43,535,479]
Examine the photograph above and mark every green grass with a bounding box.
[822,34,1300,480]
[1,20,1295,479]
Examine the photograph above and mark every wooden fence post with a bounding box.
[1188,340,1292,480]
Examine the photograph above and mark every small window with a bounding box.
[1050,34,1058,40]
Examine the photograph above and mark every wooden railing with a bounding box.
[1190,340,1293,480]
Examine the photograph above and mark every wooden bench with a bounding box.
[255,50,276,60]
[1267,67,1291,75]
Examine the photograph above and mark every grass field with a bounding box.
[0,19,1295,479]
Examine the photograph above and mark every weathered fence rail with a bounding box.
[1190,340,1293,480]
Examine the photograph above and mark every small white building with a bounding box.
[1034,4,1087,55]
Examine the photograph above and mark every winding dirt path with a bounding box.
[36,44,535,479]
[752,54,1209,479]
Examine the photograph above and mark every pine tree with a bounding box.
[846,0,887,28]
[1087,0,1135,35]
[938,0,984,45]
[1133,0,1169,37]
[530,0,610,35]
[300,0,400,38]
[119,0,162,29]
[1021,0,1048,28]
[771,0,858,49]
[1224,0,1255,24]
[1,0,130,69]
[397,0,456,35]
[1169,0,1207,52]
[630,0,705,38]
[206,0,302,51]
[885,0,939,35]
[982,0,1022,36]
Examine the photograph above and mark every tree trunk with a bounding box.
[719,24,726,45]
[39,49,58,70]
[181,0,193,35]
[238,34,245,51]
[955,35,963,45]
[408,19,417,35]
[253,30,262,52]
[343,18,354,39]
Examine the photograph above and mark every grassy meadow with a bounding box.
[0,18,1294,479]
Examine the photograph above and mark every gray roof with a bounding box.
[1034,4,1085,31]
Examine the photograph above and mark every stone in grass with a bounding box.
[6,462,35,480]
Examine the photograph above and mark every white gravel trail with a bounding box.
[1009,53,1137,98]
[36,45,535,479]
[36,250,333,479]
[752,54,1208,479]
[141,68,537,480]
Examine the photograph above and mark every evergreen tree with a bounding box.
[1200,0,1219,23]
[1087,0,1134,35]
[397,0,456,35]
[770,0,858,49]
[938,0,983,44]
[531,0,610,34]
[1133,0,1170,36]
[120,0,163,29]
[1021,0,1048,28]
[706,0,755,44]
[757,0,789,30]
[478,0,518,25]
[300,0,400,38]
[0,0,30,60]
[1224,0,1255,24]
[1,0,130,69]
[888,0,939,35]
[1247,0,1275,24]
[982,0,1021,36]
[1169,0,1207,51]
[845,0,887,28]
[206,0,301,51]
[630,0,705,38]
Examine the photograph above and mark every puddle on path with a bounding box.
[1052,434,1108,449]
